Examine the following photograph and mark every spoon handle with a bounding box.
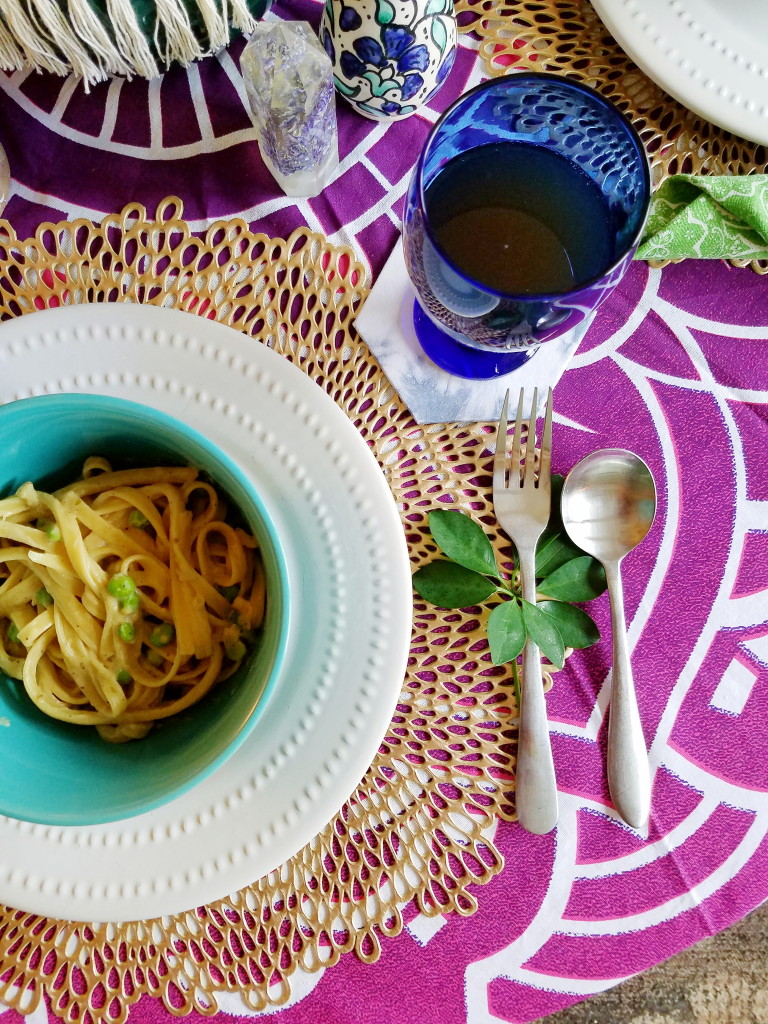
[516,548,558,835]
[605,560,651,829]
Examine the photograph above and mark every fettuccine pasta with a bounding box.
[0,459,266,743]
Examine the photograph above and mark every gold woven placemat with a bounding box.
[0,198,538,1021]
[455,0,768,273]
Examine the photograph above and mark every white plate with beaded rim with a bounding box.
[0,303,413,923]
[590,0,768,145]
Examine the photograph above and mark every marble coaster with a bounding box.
[355,240,591,424]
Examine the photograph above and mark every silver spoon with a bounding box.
[560,449,657,829]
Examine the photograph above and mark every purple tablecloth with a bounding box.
[0,2,767,1022]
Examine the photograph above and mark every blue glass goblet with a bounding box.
[402,73,651,379]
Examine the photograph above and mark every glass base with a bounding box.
[413,301,536,380]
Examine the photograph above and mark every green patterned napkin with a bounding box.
[635,174,768,261]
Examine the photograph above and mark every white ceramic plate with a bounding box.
[0,304,413,923]
[590,0,768,145]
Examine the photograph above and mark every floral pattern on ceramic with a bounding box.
[320,0,457,120]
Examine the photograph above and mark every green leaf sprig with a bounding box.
[412,476,607,670]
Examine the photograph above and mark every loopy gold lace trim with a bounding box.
[0,197,549,1021]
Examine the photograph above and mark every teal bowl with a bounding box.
[0,394,289,825]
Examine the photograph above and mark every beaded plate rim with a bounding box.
[589,0,768,147]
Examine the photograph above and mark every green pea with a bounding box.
[107,574,136,601]
[226,640,247,662]
[117,622,136,643]
[7,622,19,644]
[37,518,61,542]
[128,510,149,529]
[121,593,140,614]
[217,584,239,602]
[35,588,53,607]
[149,623,175,647]
[116,669,132,685]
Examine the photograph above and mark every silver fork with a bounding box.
[493,387,558,835]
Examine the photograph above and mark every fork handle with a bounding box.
[516,550,559,835]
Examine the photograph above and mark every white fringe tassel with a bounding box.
[0,0,263,87]
[67,0,135,79]
[229,0,261,33]
[0,1,71,75]
[151,0,204,67]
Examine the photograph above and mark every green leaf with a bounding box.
[412,560,497,609]
[521,600,566,669]
[549,474,566,522]
[535,527,585,578]
[538,601,600,650]
[410,489,604,663]
[538,555,607,602]
[487,599,525,665]
[428,510,498,577]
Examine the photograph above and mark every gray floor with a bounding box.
[534,901,768,1024]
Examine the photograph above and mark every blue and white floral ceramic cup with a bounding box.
[320,0,457,120]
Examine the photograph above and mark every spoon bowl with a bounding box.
[560,449,656,560]
[561,449,657,828]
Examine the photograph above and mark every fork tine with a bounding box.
[539,387,553,484]
[494,389,510,489]
[510,388,526,488]
[523,387,538,481]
